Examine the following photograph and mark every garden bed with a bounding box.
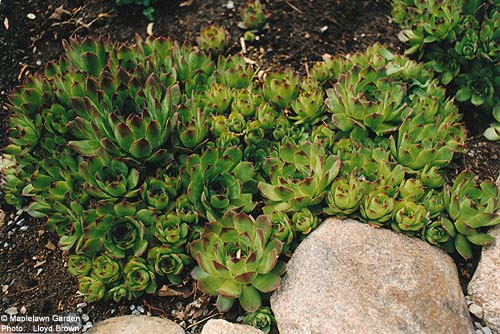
[0,0,498,333]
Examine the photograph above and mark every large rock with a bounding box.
[468,224,500,333]
[271,218,473,334]
[201,319,264,334]
[87,315,184,334]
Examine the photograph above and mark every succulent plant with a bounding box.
[258,141,341,212]
[197,25,230,55]
[455,61,497,108]
[422,190,446,218]
[391,200,428,232]
[84,206,148,259]
[239,0,267,31]
[123,257,157,294]
[484,105,500,141]
[291,208,318,235]
[147,246,191,285]
[262,69,299,110]
[187,147,256,221]
[263,206,294,252]
[444,171,500,259]
[190,211,284,312]
[360,185,396,226]
[80,156,141,200]
[480,9,500,63]
[78,276,105,302]
[389,88,466,171]
[424,217,455,246]
[141,173,178,211]
[152,213,189,247]
[243,306,275,333]
[392,0,500,141]
[91,255,122,284]
[68,255,92,277]
[392,0,461,54]
[290,79,326,125]
[325,172,367,217]
[217,56,255,90]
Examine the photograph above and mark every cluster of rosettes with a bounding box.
[1,33,499,332]
[392,0,500,140]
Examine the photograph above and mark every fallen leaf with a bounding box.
[158,285,192,298]
[184,294,211,319]
[158,285,183,297]
[49,5,71,20]
[44,241,56,251]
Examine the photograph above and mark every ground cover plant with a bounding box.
[391,0,500,140]
[1,17,499,334]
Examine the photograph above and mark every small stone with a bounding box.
[36,268,43,276]
[16,218,24,226]
[319,25,328,33]
[77,302,88,309]
[2,285,8,293]
[129,305,136,311]
[482,326,493,334]
[136,306,145,313]
[77,308,83,313]
[226,0,234,9]
[20,306,27,314]
[82,314,90,322]
[85,321,92,328]
[475,322,483,328]
[470,304,484,319]
[87,316,183,334]
[304,32,311,39]
[27,13,36,20]
[3,242,9,248]
[36,60,42,66]
[5,306,18,315]
[201,319,264,334]
[20,226,28,231]
[131,310,141,315]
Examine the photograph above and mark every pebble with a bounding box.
[469,303,484,319]
[76,302,88,309]
[15,218,24,225]
[3,242,9,248]
[82,314,89,322]
[483,327,493,334]
[20,306,27,314]
[20,226,28,231]
[2,285,8,293]
[5,306,18,315]
[136,306,145,313]
[26,13,36,20]
[226,0,234,9]
[36,60,42,66]
[129,305,136,311]
[131,310,141,315]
